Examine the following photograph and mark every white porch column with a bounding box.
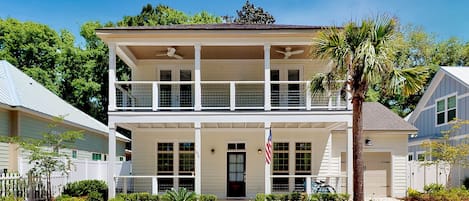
[194,122,202,194]
[108,43,117,111]
[264,122,271,194]
[108,123,117,199]
[346,125,353,195]
[346,73,352,110]
[194,44,202,111]
[264,44,271,111]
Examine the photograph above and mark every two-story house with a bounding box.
[97,24,415,199]
[408,67,469,186]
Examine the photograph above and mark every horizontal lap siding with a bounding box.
[19,114,121,155]
[0,110,9,136]
[0,142,9,170]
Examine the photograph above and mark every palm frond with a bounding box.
[387,66,429,96]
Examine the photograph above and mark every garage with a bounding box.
[341,152,391,197]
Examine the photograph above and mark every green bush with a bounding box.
[55,195,87,201]
[255,193,266,201]
[423,183,444,194]
[62,180,108,200]
[0,196,24,201]
[199,194,217,201]
[87,191,104,201]
[162,188,196,201]
[289,192,302,201]
[407,187,422,198]
[117,192,159,201]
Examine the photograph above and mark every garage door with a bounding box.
[341,152,391,197]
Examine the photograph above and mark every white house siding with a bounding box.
[333,131,408,197]
[132,127,331,198]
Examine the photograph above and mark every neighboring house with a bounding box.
[0,60,130,174]
[96,24,416,199]
[407,67,469,185]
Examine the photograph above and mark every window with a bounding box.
[436,95,457,125]
[273,142,289,192]
[227,143,245,150]
[92,153,102,161]
[408,153,414,161]
[72,150,77,159]
[179,143,195,173]
[417,152,426,161]
[119,156,125,161]
[157,143,174,192]
[295,142,311,192]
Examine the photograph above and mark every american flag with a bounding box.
[265,130,273,165]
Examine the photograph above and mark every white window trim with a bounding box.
[408,152,414,161]
[435,93,457,127]
[416,151,426,161]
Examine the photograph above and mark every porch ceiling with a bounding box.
[125,45,311,60]
[120,122,338,129]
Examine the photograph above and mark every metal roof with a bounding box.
[441,67,469,88]
[0,60,129,141]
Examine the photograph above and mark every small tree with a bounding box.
[0,116,83,201]
[421,119,469,187]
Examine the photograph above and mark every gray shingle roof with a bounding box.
[0,61,129,141]
[96,23,327,31]
[363,102,417,132]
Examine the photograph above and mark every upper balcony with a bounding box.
[97,24,351,112]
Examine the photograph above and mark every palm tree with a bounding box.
[310,16,428,201]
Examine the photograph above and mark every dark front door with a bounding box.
[227,152,246,197]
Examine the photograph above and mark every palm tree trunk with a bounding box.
[352,96,364,201]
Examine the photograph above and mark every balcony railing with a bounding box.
[114,81,347,111]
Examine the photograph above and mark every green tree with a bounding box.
[0,116,83,201]
[234,0,275,24]
[421,119,469,187]
[0,18,62,94]
[310,16,428,200]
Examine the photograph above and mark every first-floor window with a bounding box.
[272,142,289,192]
[92,153,102,161]
[179,142,195,191]
[417,152,426,161]
[295,142,311,192]
[157,143,174,192]
[408,153,414,161]
[72,150,77,159]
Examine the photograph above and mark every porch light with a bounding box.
[365,138,373,146]
[211,148,215,154]
[257,148,262,155]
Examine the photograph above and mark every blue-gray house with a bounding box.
[407,67,469,179]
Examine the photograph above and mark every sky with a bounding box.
[1,0,468,45]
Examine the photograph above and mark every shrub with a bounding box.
[87,191,104,201]
[0,196,24,201]
[289,192,302,201]
[254,193,266,201]
[163,188,196,201]
[117,192,159,201]
[423,183,444,194]
[199,194,217,201]
[62,180,108,200]
[55,195,87,201]
[407,187,422,198]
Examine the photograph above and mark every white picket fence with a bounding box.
[407,161,469,191]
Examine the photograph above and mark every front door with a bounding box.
[227,152,246,197]
[159,68,193,108]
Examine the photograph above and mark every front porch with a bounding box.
[106,114,354,199]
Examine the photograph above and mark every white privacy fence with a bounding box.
[407,161,452,191]
[17,158,132,196]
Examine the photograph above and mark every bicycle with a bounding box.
[311,180,336,193]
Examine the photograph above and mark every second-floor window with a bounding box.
[436,95,457,125]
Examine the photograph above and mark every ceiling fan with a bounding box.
[276,47,304,59]
[156,47,183,60]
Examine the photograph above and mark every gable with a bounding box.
[424,75,469,108]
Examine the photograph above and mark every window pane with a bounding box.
[158,143,173,151]
[228,143,236,150]
[436,100,445,112]
[270,70,280,81]
[236,143,245,150]
[179,153,194,172]
[447,96,456,109]
[447,109,456,122]
[296,143,311,151]
[288,70,300,81]
[180,70,192,81]
[417,154,425,161]
[437,112,445,124]
[408,154,413,161]
[274,143,289,151]
[157,153,173,172]
[273,153,289,171]
[179,143,194,151]
[160,70,172,81]
[295,153,311,171]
